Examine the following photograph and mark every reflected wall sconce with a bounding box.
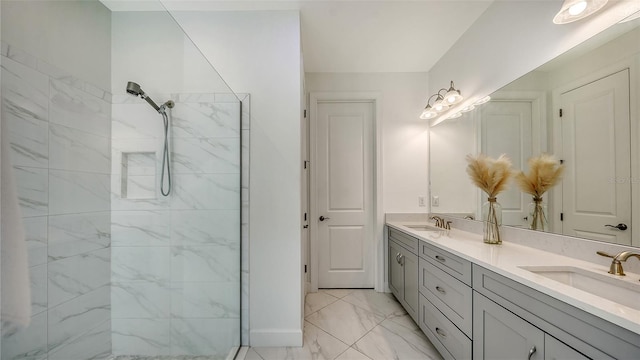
[474,95,491,105]
[420,81,463,120]
[553,0,608,24]
[620,10,640,23]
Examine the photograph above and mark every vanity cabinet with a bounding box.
[473,265,640,359]
[387,225,640,360]
[474,291,589,360]
[417,240,473,360]
[388,229,419,321]
[473,291,545,360]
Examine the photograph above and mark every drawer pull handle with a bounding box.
[435,286,446,294]
[435,255,446,262]
[528,346,536,360]
[396,253,401,263]
[435,327,447,338]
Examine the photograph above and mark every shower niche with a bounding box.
[120,151,157,200]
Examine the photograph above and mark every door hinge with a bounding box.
[560,213,564,221]
[304,213,307,221]
[304,160,309,169]
[559,109,563,117]
[304,109,307,118]
[304,265,307,273]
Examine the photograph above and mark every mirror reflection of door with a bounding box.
[480,100,533,227]
[560,69,631,245]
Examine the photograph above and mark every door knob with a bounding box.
[605,223,628,231]
[319,216,330,221]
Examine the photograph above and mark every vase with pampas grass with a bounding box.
[466,154,514,244]
[515,154,564,231]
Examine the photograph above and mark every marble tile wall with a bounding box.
[1,43,112,360]
[110,92,247,357]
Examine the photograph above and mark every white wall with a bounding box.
[305,72,429,213]
[429,112,477,215]
[1,0,111,90]
[427,0,640,121]
[111,11,232,95]
[169,10,303,346]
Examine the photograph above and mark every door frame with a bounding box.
[309,92,383,292]
[551,59,637,245]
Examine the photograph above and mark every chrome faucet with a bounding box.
[430,216,444,228]
[430,216,451,230]
[597,251,640,277]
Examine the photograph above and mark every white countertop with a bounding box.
[386,220,640,336]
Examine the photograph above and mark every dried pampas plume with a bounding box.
[465,154,514,198]
[515,153,564,198]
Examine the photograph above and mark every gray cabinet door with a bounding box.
[545,335,589,360]
[474,292,544,360]
[403,250,418,320]
[389,240,404,300]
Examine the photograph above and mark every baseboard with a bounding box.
[249,329,303,347]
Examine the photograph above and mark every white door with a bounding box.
[315,100,374,288]
[561,69,631,245]
[480,101,533,227]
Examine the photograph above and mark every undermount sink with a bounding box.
[520,266,640,311]
[403,224,443,232]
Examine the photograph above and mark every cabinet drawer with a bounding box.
[388,228,419,253]
[419,294,472,360]
[420,242,472,286]
[419,258,472,337]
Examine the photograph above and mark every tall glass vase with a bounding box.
[482,197,502,244]
[529,196,548,231]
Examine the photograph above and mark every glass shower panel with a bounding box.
[110,3,242,359]
[1,1,242,359]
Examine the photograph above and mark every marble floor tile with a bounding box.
[243,348,264,360]
[341,290,406,317]
[244,290,441,360]
[335,348,372,360]
[252,322,348,360]
[385,313,420,332]
[304,292,338,317]
[353,319,442,360]
[305,300,385,346]
[319,289,354,299]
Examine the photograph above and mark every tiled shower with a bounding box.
[0,1,246,359]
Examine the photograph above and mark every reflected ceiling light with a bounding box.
[461,104,476,113]
[619,10,640,23]
[419,80,463,119]
[474,96,491,105]
[553,0,608,24]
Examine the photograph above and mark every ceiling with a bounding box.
[101,0,494,73]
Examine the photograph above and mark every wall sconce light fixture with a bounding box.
[420,81,463,120]
[553,0,608,24]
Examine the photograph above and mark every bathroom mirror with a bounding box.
[430,15,640,247]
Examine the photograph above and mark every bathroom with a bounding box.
[1,0,640,359]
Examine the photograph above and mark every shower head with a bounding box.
[126,81,144,97]
[126,81,160,112]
